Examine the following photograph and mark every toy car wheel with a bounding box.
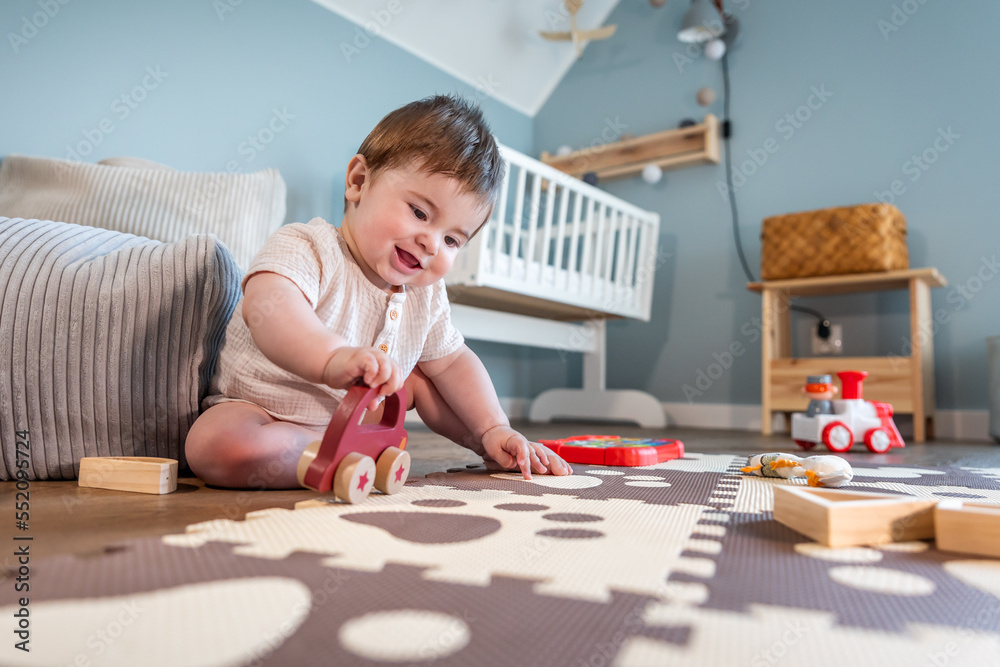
[296,440,323,490]
[864,427,892,454]
[793,439,817,451]
[374,446,411,495]
[821,421,854,453]
[333,452,376,504]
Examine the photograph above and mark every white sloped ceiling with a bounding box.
[311,0,623,116]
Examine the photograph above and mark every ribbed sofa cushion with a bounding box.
[0,217,241,480]
[0,155,285,270]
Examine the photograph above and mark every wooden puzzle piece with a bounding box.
[935,500,1000,558]
[539,435,684,466]
[772,485,936,548]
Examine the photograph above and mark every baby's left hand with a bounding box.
[480,425,573,479]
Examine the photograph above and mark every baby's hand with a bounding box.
[322,347,403,410]
[480,425,573,480]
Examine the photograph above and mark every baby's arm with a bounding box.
[419,345,572,479]
[243,272,402,405]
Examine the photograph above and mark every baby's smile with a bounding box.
[394,246,422,270]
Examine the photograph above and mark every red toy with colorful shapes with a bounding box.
[539,435,684,467]
[790,370,905,453]
[296,383,410,503]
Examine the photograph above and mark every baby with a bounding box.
[186,95,573,489]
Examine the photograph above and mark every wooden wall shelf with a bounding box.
[540,114,720,183]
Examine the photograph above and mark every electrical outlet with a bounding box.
[811,323,843,355]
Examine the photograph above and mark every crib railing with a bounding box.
[448,144,660,322]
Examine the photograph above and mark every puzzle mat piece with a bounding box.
[847,479,1000,502]
[963,467,1000,484]
[669,505,1000,634]
[832,461,1000,502]
[165,478,716,603]
[448,451,736,477]
[849,464,1000,492]
[0,539,689,667]
[721,474,1000,516]
[657,460,1000,634]
[622,597,1000,667]
[0,577,310,667]
[718,458,1000,516]
[427,452,732,507]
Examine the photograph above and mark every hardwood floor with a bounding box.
[4,422,998,562]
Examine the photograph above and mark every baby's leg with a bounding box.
[185,401,324,489]
[403,367,484,455]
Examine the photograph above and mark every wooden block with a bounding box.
[78,457,178,495]
[772,485,935,547]
[935,500,1000,558]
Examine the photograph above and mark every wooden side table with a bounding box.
[747,268,947,442]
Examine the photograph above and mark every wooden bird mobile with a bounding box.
[539,0,617,57]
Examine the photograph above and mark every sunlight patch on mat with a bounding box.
[828,566,936,596]
[850,482,1000,504]
[633,603,1000,667]
[962,467,1000,482]
[875,541,930,553]
[655,453,737,473]
[339,610,470,662]
[683,538,723,555]
[795,544,884,563]
[489,473,603,488]
[728,476,778,514]
[0,577,309,667]
[851,467,946,479]
[942,560,1000,600]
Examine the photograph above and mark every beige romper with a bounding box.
[203,217,464,429]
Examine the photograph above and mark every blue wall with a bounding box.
[3,0,997,412]
[535,0,1000,411]
[0,0,546,398]
[0,0,533,222]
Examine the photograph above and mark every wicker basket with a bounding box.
[760,203,908,280]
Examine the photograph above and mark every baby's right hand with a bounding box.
[321,347,403,409]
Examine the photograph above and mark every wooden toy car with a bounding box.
[296,383,410,503]
[791,370,905,453]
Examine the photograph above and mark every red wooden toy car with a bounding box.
[296,383,410,503]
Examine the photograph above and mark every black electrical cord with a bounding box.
[721,52,755,285]
[721,51,829,339]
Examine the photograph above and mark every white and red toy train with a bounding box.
[791,370,905,453]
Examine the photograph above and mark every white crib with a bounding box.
[446,144,666,427]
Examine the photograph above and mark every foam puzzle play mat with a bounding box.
[3,454,1000,666]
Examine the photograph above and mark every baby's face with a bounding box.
[343,162,487,291]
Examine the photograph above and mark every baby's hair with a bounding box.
[353,95,505,226]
